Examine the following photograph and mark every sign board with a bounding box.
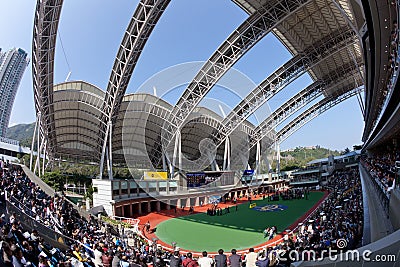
[249,203,257,209]
[243,170,254,176]
[143,171,168,180]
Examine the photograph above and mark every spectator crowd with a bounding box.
[0,158,365,267]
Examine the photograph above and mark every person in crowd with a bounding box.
[1,241,13,267]
[111,252,121,267]
[11,246,30,267]
[198,251,214,267]
[153,250,166,267]
[182,252,198,267]
[169,250,182,267]
[255,251,269,267]
[243,248,257,267]
[214,249,227,267]
[38,255,50,267]
[94,245,104,267]
[228,249,241,267]
[119,255,130,267]
[101,251,113,267]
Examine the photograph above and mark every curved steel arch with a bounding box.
[276,86,364,144]
[103,0,171,121]
[97,0,170,174]
[32,0,64,158]
[195,28,359,155]
[219,28,357,136]
[249,64,363,148]
[161,0,312,148]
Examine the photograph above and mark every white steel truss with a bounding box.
[161,0,312,155]
[99,0,170,177]
[218,28,357,139]
[248,64,363,149]
[103,0,171,122]
[32,0,64,159]
[276,86,364,144]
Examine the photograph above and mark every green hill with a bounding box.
[6,122,35,147]
[276,146,342,171]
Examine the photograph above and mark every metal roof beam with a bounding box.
[249,66,362,148]
[219,28,357,140]
[32,0,64,160]
[162,0,312,150]
[103,0,170,123]
[276,86,364,144]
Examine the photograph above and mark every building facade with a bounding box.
[0,48,29,137]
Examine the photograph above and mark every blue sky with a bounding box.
[0,0,364,151]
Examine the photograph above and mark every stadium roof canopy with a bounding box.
[31,0,375,173]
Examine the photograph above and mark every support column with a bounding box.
[276,143,281,175]
[162,152,167,171]
[36,112,41,175]
[223,137,231,170]
[156,201,161,212]
[30,113,39,171]
[172,130,182,178]
[255,141,261,177]
[130,204,133,217]
[99,122,111,179]
[108,121,113,180]
[138,202,142,215]
[34,138,44,177]
[42,141,47,175]
[147,201,151,213]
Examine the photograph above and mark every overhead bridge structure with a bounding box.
[31,0,380,177]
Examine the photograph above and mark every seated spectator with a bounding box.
[255,252,269,267]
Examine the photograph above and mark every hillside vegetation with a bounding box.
[6,122,35,147]
[276,146,342,171]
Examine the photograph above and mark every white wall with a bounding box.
[92,179,113,216]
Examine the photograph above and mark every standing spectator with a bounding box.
[169,250,182,267]
[120,255,130,267]
[94,246,104,267]
[214,249,227,267]
[11,246,29,267]
[198,251,214,267]
[228,249,241,267]
[145,221,151,233]
[153,250,166,267]
[1,241,13,267]
[182,252,198,267]
[111,252,121,267]
[244,248,257,267]
[101,251,113,267]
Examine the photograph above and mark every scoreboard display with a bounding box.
[186,172,206,187]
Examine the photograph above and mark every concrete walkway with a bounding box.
[359,165,394,242]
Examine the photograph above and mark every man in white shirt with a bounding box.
[244,248,257,267]
[198,251,214,267]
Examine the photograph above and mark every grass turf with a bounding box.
[155,191,324,252]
